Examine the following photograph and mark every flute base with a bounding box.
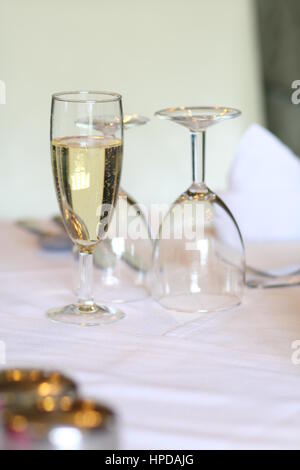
[47,303,125,327]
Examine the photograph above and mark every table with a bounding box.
[1,222,300,449]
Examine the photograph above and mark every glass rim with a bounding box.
[52,90,122,104]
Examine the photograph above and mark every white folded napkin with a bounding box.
[222,124,300,241]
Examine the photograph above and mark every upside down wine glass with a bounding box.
[75,114,152,303]
[48,91,124,326]
[151,107,245,313]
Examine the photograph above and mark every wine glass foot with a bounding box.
[47,304,125,327]
[156,293,242,313]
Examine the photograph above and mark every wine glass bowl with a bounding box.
[93,189,152,304]
[151,106,245,313]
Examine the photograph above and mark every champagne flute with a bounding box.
[48,91,124,326]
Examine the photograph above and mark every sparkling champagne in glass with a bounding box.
[48,91,124,326]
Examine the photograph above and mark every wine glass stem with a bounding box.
[78,250,95,309]
[191,131,206,187]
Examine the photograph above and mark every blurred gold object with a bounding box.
[0,368,77,409]
[3,398,117,450]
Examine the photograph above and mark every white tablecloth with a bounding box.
[1,222,300,449]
